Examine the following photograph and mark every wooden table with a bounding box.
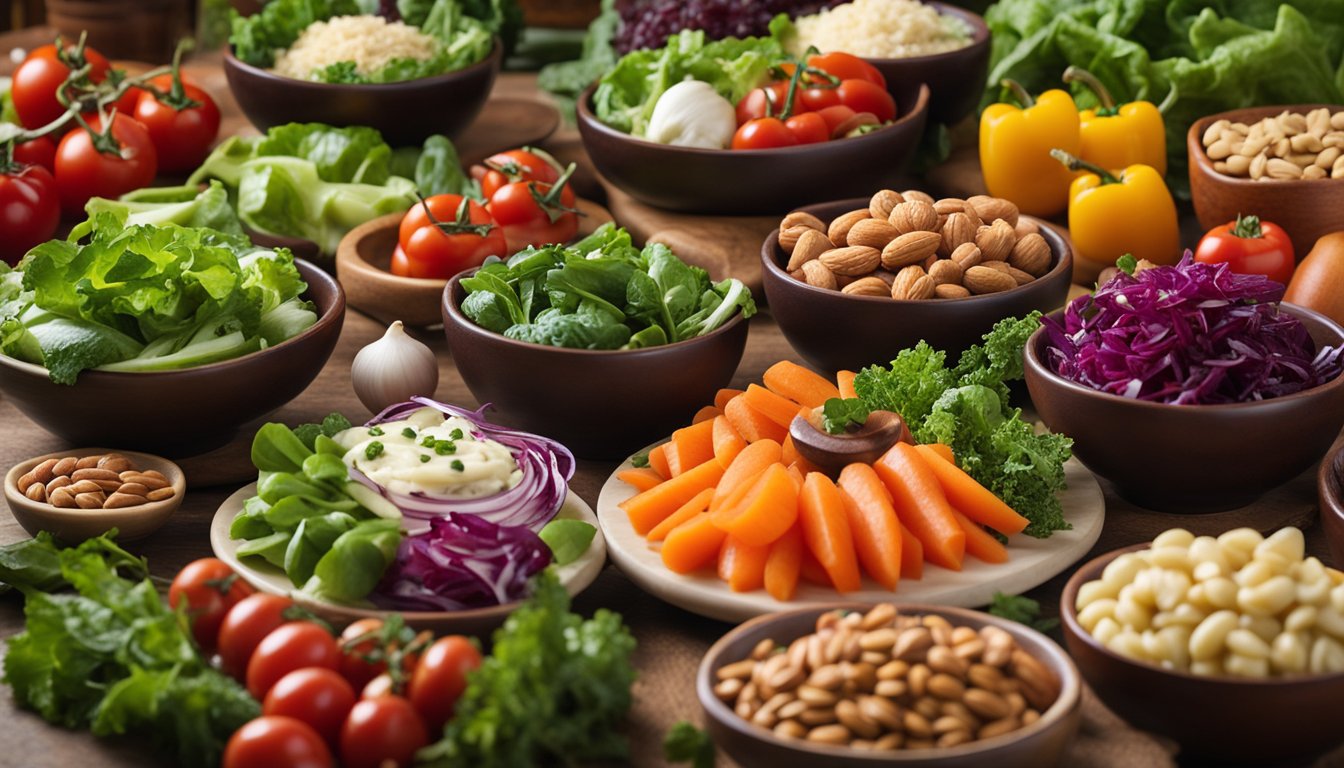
[2,28,1342,768]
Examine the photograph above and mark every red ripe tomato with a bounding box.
[263,668,357,746]
[836,79,897,124]
[785,112,830,145]
[732,117,798,150]
[0,164,60,266]
[1194,214,1296,285]
[132,73,221,173]
[12,137,56,173]
[217,593,296,679]
[395,194,507,280]
[815,105,857,136]
[735,81,795,125]
[167,558,254,651]
[361,673,395,700]
[474,147,561,199]
[407,636,482,732]
[222,716,333,768]
[247,622,341,699]
[807,52,886,88]
[339,697,429,768]
[55,113,157,215]
[799,85,842,113]
[488,171,580,253]
[11,41,113,129]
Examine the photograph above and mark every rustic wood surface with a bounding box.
[2,27,1343,768]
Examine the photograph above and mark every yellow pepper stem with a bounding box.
[1050,148,1120,185]
[1061,66,1116,113]
[1000,79,1035,108]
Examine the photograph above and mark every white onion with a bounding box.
[350,321,439,414]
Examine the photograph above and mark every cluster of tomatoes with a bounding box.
[392,147,580,280]
[168,558,482,768]
[2,38,220,263]
[731,52,897,150]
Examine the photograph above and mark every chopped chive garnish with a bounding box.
[365,441,384,460]
[402,427,416,439]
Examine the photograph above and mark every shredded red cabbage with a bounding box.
[372,513,552,611]
[1041,255,1342,405]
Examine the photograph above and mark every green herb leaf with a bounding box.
[1116,254,1138,276]
[988,592,1059,633]
[821,398,870,435]
[665,721,715,768]
[539,520,597,566]
[365,441,385,460]
[630,452,650,469]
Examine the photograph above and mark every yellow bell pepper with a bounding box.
[1052,150,1180,267]
[1063,66,1167,176]
[979,82,1081,218]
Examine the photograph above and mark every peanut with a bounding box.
[1205,108,1344,180]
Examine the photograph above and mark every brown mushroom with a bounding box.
[789,409,913,475]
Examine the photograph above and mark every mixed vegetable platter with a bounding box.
[5,0,1344,765]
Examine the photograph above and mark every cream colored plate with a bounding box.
[211,484,605,634]
[596,453,1104,623]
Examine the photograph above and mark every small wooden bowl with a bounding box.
[1188,104,1344,258]
[4,448,185,543]
[1317,439,1344,568]
[863,3,991,126]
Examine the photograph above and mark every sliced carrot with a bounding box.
[764,523,804,601]
[718,535,770,592]
[801,547,832,587]
[647,443,671,480]
[798,472,862,593]
[662,512,727,574]
[899,522,924,580]
[671,419,716,473]
[712,415,748,469]
[724,395,788,443]
[837,370,858,399]
[621,458,726,536]
[714,387,745,411]
[924,443,956,464]
[692,405,720,424]
[763,360,842,409]
[785,463,805,491]
[837,464,903,591]
[743,384,805,430]
[663,443,685,476]
[914,444,1029,536]
[616,468,664,493]
[951,508,1010,564]
[712,463,799,547]
[709,439,783,512]
[875,442,965,572]
[781,432,803,466]
[646,488,714,543]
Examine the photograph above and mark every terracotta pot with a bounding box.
[46,0,188,63]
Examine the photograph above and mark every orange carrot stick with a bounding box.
[671,419,716,473]
[718,535,770,592]
[899,522,924,580]
[616,468,664,493]
[763,360,842,409]
[709,439,783,512]
[743,384,806,430]
[924,443,955,464]
[951,508,1010,564]
[914,444,1029,536]
[662,512,727,574]
[800,547,832,587]
[724,395,788,443]
[692,405,720,424]
[875,442,965,571]
[647,487,714,543]
[836,370,858,399]
[711,463,799,547]
[714,387,745,411]
[647,443,671,480]
[764,523,804,601]
[798,472,862,592]
[621,458,726,536]
[837,464,903,591]
[712,415,748,468]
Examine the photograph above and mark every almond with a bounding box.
[881,231,941,270]
[1008,233,1052,276]
[900,189,937,206]
[800,260,838,290]
[981,260,1035,285]
[786,228,835,271]
[964,265,1016,294]
[847,218,900,250]
[940,212,977,257]
[873,269,898,287]
[976,220,1016,262]
[820,245,881,275]
[779,224,812,253]
[828,209,872,246]
[891,266,935,300]
[934,283,971,299]
[951,243,983,270]
[928,259,964,286]
[1013,218,1040,239]
[781,211,826,233]
[934,198,981,229]
[869,190,904,220]
[843,276,893,297]
[967,195,1019,226]
[888,200,938,234]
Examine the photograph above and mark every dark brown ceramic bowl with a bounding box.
[699,604,1082,768]
[761,198,1073,373]
[863,3,991,126]
[1317,440,1344,568]
[1024,304,1344,513]
[1189,104,1344,259]
[577,82,929,214]
[1062,545,1344,763]
[223,39,502,145]
[0,260,344,457]
[441,273,749,459]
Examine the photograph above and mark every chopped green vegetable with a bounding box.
[821,398,870,435]
[665,721,716,768]
[451,459,465,471]
[630,451,651,469]
[365,441,385,460]
[402,427,417,438]
[1116,254,1138,276]
[988,592,1059,633]
[538,519,597,565]
[420,454,432,463]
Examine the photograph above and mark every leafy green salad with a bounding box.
[461,223,756,350]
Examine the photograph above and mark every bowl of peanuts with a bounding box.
[4,448,185,543]
[760,192,1074,373]
[698,602,1082,767]
[1061,527,1344,763]
[1189,104,1344,258]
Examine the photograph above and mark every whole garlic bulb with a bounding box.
[351,321,439,413]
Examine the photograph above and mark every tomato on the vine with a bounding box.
[815,105,857,136]
[407,635,482,732]
[473,147,562,199]
[11,40,113,129]
[807,52,886,88]
[217,593,296,678]
[835,79,896,123]
[247,622,341,699]
[55,113,157,215]
[339,696,429,768]
[167,557,254,651]
[799,85,842,113]
[395,194,507,280]
[133,73,221,173]
[732,117,798,150]
[784,112,830,145]
[488,164,580,252]
[0,162,60,266]
[222,716,333,768]
[735,81,795,126]
[263,668,357,746]
[12,137,56,173]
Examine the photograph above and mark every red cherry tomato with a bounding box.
[222,716,333,768]
[407,636,482,732]
[0,164,60,266]
[835,79,896,124]
[361,673,396,700]
[799,85,842,113]
[12,137,56,172]
[732,117,798,151]
[217,594,295,679]
[815,105,858,136]
[474,148,561,199]
[806,52,886,88]
[263,668,357,746]
[339,618,389,691]
[247,622,341,700]
[1194,214,1296,285]
[339,696,429,768]
[785,112,831,145]
[54,113,158,215]
[735,81,796,125]
[395,194,507,280]
[11,41,113,129]
[132,73,221,173]
[167,558,254,651]
[488,174,580,253]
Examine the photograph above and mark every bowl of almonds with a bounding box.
[761,191,1074,373]
[5,448,185,543]
[1189,104,1344,257]
[698,602,1082,767]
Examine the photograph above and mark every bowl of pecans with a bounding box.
[760,192,1074,373]
[698,602,1082,767]
[5,448,185,543]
